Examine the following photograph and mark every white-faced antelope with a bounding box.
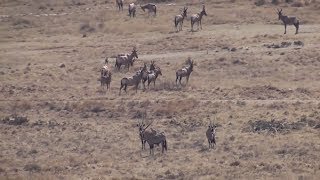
[100,58,112,90]
[147,67,162,89]
[206,123,216,149]
[119,67,144,95]
[115,48,138,71]
[176,58,194,85]
[140,3,157,16]
[277,8,299,34]
[116,0,124,11]
[128,3,136,18]
[174,7,188,32]
[191,5,207,31]
[141,61,157,89]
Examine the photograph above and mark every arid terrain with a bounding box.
[1,0,320,179]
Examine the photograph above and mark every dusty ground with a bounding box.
[1,0,320,179]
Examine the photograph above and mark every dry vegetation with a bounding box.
[1,0,320,179]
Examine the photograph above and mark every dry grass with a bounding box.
[1,0,320,179]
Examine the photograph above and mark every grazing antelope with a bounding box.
[140,3,157,16]
[119,68,143,95]
[100,58,112,90]
[176,58,194,85]
[206,123,216,149]
[277,8,299,34]
[115,48,138,71]
[191,5,207,31]
[116,0,123,11]
[137,119,167,155]
[128,3,136,17]
[147,67,162,89]
[174,7,188,32]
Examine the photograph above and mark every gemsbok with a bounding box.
[100,61,112,90]
[115,48,138,71]
[206,123,216,149]
[119,68,143,95]
[174,7,188,32]
[137,119,167,155]
[116,0,123,11]
[140,3,157,16]
[176,58,194,85]
[128,3,136,17]
[191,5,207,31]
[277,8,299,34]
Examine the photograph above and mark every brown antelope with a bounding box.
[206,122,216,149]
[141,61,156,89]
[174,7,188,32]
[100,59,112,90]
[277,9,299,34]
[119,68,144,95]
[115,48,138,71]
[147,67,162,89]
[140,3,157,16]
[176,58,194,85]
[191,5,207,31]
[116,0,123,11]
[128,3,136,18]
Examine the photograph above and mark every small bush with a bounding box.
[24,164,41,172]
[272,0,280,5]
[291,1,304,7]
[255,0,266,6]
[80,23,95,33]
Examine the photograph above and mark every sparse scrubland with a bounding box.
[0,0,320,179]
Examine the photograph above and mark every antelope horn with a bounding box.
[143,119,154,131]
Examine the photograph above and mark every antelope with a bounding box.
[141,61,156,89]
[206,123,216,149]
[176,58,194,85]
[147,67,162,89]
[277,9,299,34]
[140,3,157,16]
[137,119,167,155]
[128,3,136,17]
[191,5,207,31]
[115,48,138,71]
[119,68,143,95]
[174,7,188,32]
[100,58,112,90]
[116,0,123,11]
[137,117,155,150]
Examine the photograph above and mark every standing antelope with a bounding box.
[174,7,188,32]
[100,58,112,90]
[119,68,144,95]
[141,61,157,89]
[277,9,299,34]
[191,5,207,31]
[116,0,124,11]
[115,48,138,71]
[140,3,157,16]
[206,123,216,149]
[176,58,194,85]
[128,3,136,17]
[147,67,162,89]
[137,119,167,155]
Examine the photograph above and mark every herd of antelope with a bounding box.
[100,47,194,95]
[99,1,301,156]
